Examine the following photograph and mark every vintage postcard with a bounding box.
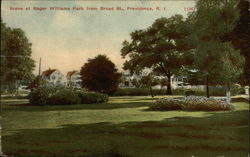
[1,0,249,157]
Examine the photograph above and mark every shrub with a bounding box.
[209,86,226,96]
[151,96,235,111]
[112,88,166,96]
[29,86,108,105]
[184,90,195,96]
[49,88,80,105]
[78,92,108,104]
[29,86,56,105]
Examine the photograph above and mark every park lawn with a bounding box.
[1,96,249,157]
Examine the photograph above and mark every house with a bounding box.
[119,70,203,90]
[41,69,64,86]
[66,70,82,88]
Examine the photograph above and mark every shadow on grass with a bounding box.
[1,101,152,112]
[2,109,249,157]
[231,97,249,103]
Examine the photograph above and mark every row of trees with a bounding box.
[121,0,249,97]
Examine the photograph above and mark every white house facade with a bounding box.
[66,70,82,88]
[119,70,204,90]
[41,69,64,86]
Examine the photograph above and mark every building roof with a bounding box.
[67,70,78,77]
[42,69,57,77]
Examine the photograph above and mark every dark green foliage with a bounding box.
[29,86,56,105]
[112,86,243,97]
[1,19,35,85]
[29,86,108,105]
[174,86,244,97]
[112,88,166,96]
[121,15,193,95]
[184,0,245,97]
[184,90,195,96]
[222,0,250,85]
[80,55,121,94]
[49,88,80,105]
[27,76,48,90]
[77,92,109,104]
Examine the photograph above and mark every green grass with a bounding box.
[1,96,249,157]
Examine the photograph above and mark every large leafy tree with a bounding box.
[188,0,245,98]
[80,55,121,94]
[1,19,35,91]
[222,0,250,86]
[121,15,193,95]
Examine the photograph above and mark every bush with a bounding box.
[209,86,226,96]
[78,92,109,104]
[151,96,235,111]
[112,88,166,96]
[29,86,56,105]
[49,88,80,105]
[184,90,195,96]
[29,86,108,105]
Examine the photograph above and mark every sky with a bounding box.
[1,0,196,75]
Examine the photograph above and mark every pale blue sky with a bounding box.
[2,0,196,75]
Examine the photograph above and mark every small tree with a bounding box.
[27,76,48,91]
[80,55,121,94]
[139,74,159,97]
[131,78,141,88]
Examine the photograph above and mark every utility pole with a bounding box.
[39,57,42,76]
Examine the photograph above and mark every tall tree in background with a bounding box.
[80,55,121,94]
[121,15,193,95]
[189,0,244,98]
[222,0,250,86]
[1,19,35,92]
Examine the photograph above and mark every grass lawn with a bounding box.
[1,96,249,157]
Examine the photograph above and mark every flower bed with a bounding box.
[151,96,235,111]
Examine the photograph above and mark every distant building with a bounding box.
[41,69,64,86]
[66,70,82,88]
[119,70,202,89]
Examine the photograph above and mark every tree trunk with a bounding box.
[206,75,210,98]
[16,80,19,95]
[166,71,172,95]
[149,86,154,98]
[226,83,231,104]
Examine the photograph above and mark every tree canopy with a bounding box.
[222,0,250,85]
[185,0,245,97]
[80,55,121,94]
[1,19,35,86]
[121,15,193,95]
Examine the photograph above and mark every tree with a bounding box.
[222,0,250,86]
[80,55,121,94]
[139,73,159,97]
[121,15,193,95]
[27,76,48,91]
[188,0,244,99]
[1,19,35,92]
[131,78,141,88]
